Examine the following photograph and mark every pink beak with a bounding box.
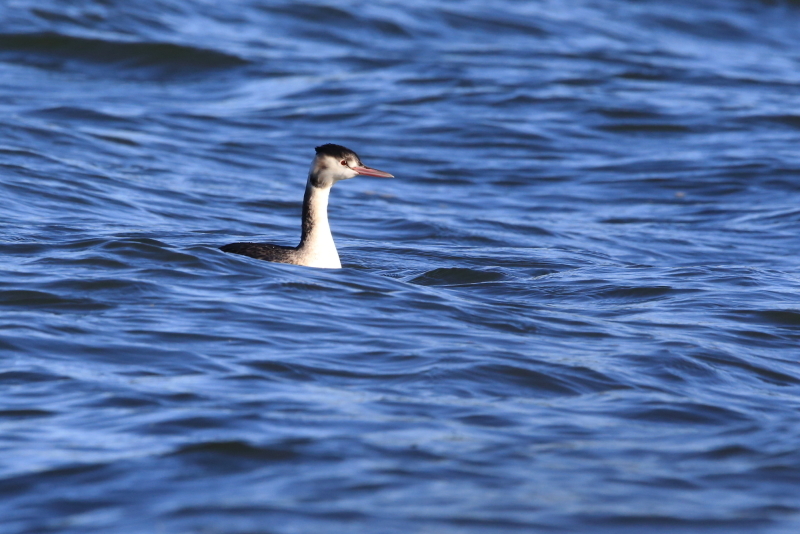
[352,165,394,178]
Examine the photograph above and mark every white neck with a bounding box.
[296,180,341,268]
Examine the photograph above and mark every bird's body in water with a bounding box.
[220,144,393,269]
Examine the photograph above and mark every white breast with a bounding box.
[295,184,342,268]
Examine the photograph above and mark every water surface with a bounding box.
[1,1,800,532]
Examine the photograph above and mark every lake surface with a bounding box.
[1,1,800,532]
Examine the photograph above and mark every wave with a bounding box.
[0,32,248,79]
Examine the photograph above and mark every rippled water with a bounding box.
[2,1,800,532]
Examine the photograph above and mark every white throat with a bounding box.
[296,180,341,268]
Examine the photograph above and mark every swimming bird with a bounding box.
[220,144,393,269]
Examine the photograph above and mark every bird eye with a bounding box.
[340,160,348,166]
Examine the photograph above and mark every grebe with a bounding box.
[220,144,393,269]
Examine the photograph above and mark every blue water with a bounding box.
[2,1,800,532]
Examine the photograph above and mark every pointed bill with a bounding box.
[352,165,394,178]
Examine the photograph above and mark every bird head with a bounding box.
[309,143,393,188]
